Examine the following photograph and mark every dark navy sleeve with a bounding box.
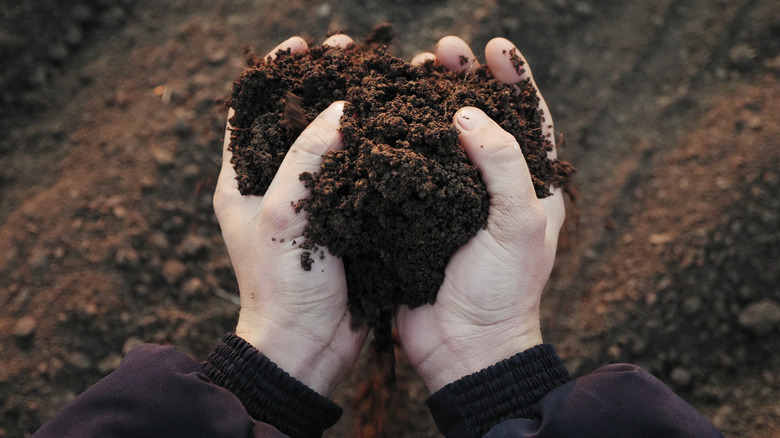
[427,345,724,438]
[33,334,341,438]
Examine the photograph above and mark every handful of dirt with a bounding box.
[227,36,572,328]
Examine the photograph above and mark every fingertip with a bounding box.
[315,100,347,127]
[265,36,309,61]
[283,36,309,53]
[454,106,493,133]
[291,100,346,157]
[411,52,436,67]
[436,35,479,72]
[322,34,354,49]
[454,107,519,167]
[485,37,528,84]
[485,37,513,56]
[453,107,536,202]
[484,38,556,152]
[263,100,345,212]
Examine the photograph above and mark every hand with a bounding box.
[398,37,566,393]
[213,35,367,397]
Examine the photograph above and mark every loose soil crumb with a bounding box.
[227,36,572,328]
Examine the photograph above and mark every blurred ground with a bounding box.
[1,0,778,436]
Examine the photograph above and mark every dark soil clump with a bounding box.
[227,38,572,327]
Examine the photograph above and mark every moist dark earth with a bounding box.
[1,1,779,437]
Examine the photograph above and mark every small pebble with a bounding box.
[738,300,780,336]
[67,352,93,370]
[97,354,123,374]
[122,337,145,355]
[14,316,37,339]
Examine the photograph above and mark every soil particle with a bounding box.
[729,43,758,70]
[738,300,780,336]
[301,250,313,271]
[66,352,93,371]
[14,316,37,340]
[507,48,526,76]
[96,354,122,374]
[122,337,145,355]
[182,278,206,297]
[670,367,693,387]
[176,234,209,258]
[162,259,187,285]
[228,39,573,328]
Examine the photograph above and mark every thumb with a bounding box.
[454,107,546,242]
[260,101,346,237]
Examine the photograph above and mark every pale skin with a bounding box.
[213,34,564,397]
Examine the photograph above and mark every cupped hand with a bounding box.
[399,37,566,393]
[214,35,367,397]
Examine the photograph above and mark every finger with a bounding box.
[484,37,532,84]
[265,36,308,62]
[539,187,565,237]
[261,101,346,235]
[454,107,537,210]
[486,38,565,229]
[435,36,479,73]
[222,35,309,190]
[411,52,436,67]
[485,37,556,160]
[485,38,565,238]
[322,34,354,49]
[214,107,266,228]
[218,108,238,191]
[223,36,308,187]
[215,36,311,222]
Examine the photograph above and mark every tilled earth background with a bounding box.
[1,1,778,437]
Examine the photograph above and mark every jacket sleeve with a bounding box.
[426,344,724,438]
[33,333,341,438]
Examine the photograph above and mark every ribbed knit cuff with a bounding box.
[426,344,571,438]
[202,333,342,438]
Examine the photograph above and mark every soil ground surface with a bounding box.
[1,1,778,437]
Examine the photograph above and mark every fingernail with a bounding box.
[321,101,345,124]
[455,107,491,131]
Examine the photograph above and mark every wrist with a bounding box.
[417,326,543,393]
[204,333,343,437]
[236,315,346,396]
[426,344,571,438]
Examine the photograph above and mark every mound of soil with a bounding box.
[227,36,572,327]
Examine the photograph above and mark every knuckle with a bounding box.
[293,125,336,158]
[526,201,549,234]
[489,133,524,163]
[213,181,235,223]
[491,129,520,151]
[258,196,296,233]
[471,128,522,163]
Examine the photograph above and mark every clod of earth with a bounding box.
[227,38,573,330]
